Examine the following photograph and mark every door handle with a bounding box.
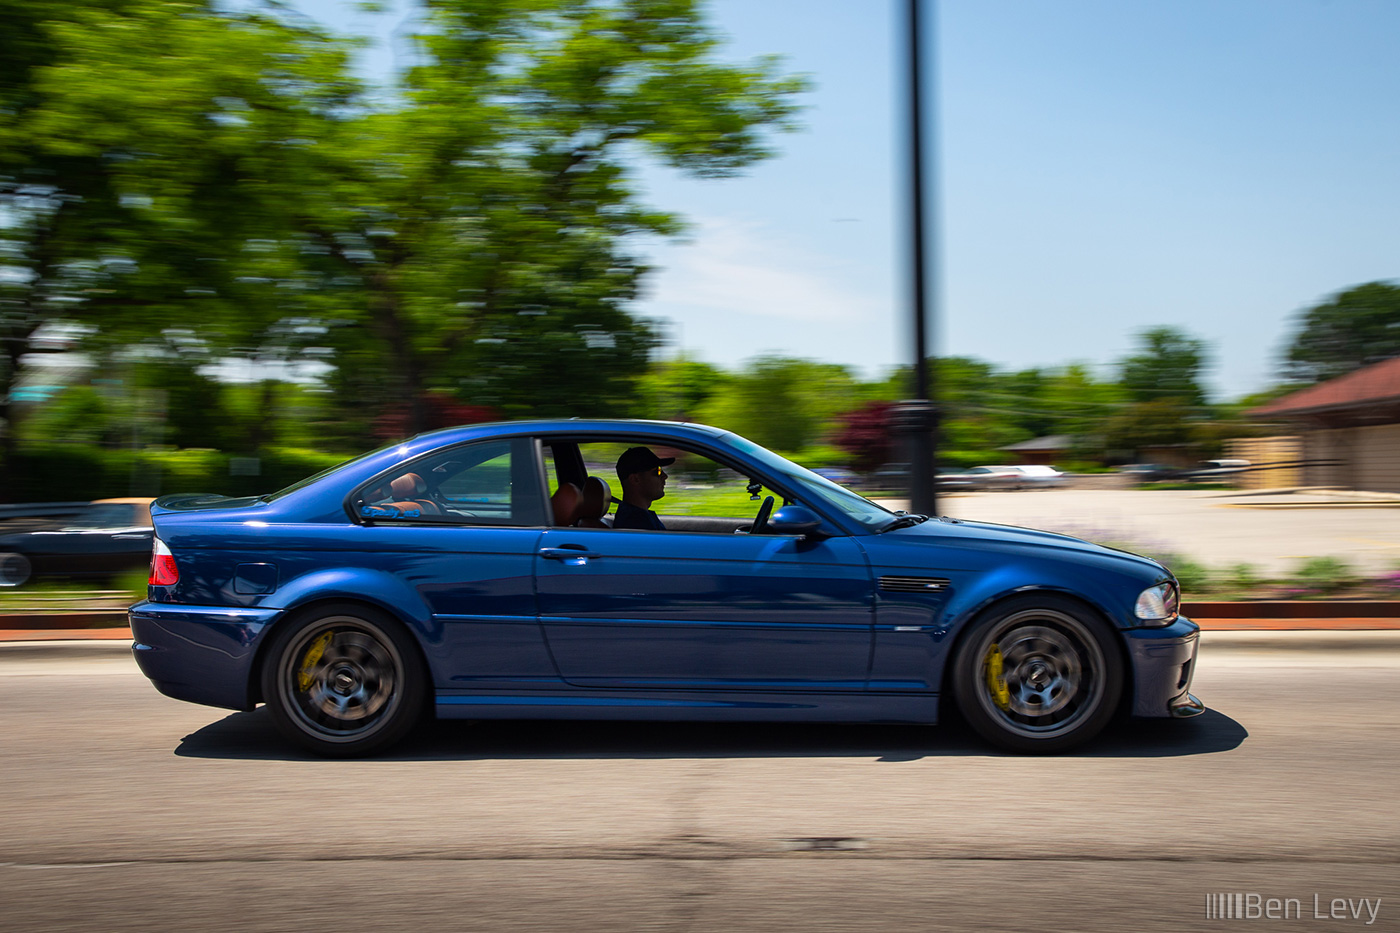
[538,546,600,561]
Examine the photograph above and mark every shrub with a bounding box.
[1293,557,1357,594]
[1223,563,1262,592]
[1161,555,1211,597]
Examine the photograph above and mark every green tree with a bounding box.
[638,356,728,421]
[1284,281,1400,384]
[1,0,356,476]
[1119,327,1209,406]
[696,356,860,452]
[298,0,807,428]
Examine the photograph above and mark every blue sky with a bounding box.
[292,0,1400,401]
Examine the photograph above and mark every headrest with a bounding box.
[390,473,424,499]
[551,482,582,525]
[578,476,611,521]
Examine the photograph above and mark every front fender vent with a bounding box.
[880,575,950,593]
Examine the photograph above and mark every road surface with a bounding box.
[1,638,1396,931]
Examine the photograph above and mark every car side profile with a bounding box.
[130,420,1202,757]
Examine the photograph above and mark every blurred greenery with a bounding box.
[1284,282,1400,384]
[1,1,1392,503]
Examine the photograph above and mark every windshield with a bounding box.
[720,432,897,532]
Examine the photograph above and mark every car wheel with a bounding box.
[260,603,427,757]
[952,595,1122,753]
[0,552,32,587]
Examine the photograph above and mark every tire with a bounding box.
[260,603,427,757]
[0,552,32,587]
[951,595,1122,754]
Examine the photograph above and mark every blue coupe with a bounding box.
[130,420,1202,756]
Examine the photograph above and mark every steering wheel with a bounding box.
[751,495,774,535]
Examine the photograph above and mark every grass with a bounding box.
[658,483,772,518]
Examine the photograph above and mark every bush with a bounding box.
[1223,563,1262,592]
[1160,555,1211,597]
[1293,557,1357,594]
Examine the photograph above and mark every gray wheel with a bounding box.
[0,552,32,587]
[261,604,426,757]
[952,595,1122,753]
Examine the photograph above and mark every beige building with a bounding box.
[1247,356,1400,493]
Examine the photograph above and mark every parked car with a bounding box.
[0,498,154,587]
[950,465,1023,490]
[1001,465,1067,488]
[1184,459,1250,483]
[1118,463,1178,484]
[130,420,1201,757]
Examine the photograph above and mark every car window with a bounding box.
[721,433,897,532]
[354,438,547,526]
[571,441,761,523]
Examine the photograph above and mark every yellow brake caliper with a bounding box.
[297,631,334,692]
[985,643,1010,710]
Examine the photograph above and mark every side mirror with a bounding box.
[767,504,824,537]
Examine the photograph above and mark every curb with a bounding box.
[0,640,134,660]
[1200,630,1400,652]
[1183,601,1400,619]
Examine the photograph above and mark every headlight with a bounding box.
[1134,582,1179,625]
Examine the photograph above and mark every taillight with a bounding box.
[149,537,179,586]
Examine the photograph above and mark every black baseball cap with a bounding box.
[616,446,675,481]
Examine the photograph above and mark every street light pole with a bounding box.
[904,0,938,515]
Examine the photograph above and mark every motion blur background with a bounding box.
[2,0,1398,508]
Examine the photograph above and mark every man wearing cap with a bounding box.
[613,446,675,530]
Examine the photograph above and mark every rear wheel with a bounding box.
[260,603,426,757]
[952,595,1122,753]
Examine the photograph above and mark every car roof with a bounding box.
[412,419,732,444]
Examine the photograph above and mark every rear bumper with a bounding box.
[129,601,281,711]
[1124,616,1201,718]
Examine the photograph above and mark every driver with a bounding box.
[613,447,674,530]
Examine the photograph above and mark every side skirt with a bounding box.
[434,689,939,723]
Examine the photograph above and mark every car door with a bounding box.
[535,525,875,691]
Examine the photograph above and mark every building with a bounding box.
[1246,356,1400,493]
[999,434,1073,466]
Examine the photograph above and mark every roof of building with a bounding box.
[1249,355,1400,417]
[1000,434,1075,452]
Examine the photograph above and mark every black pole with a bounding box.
[905,0,938,515]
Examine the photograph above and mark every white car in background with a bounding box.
[1000,464,1067,489]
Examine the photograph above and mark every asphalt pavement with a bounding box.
[1,643,1396,932]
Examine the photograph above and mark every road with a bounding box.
[1,639,1397,932]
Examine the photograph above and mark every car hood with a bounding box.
[871,515,1167,574]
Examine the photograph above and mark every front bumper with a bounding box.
[129,601,282,710]
[1124,616,1201,718]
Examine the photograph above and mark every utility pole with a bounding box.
[901,0,939,515]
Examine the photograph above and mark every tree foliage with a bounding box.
[1283,281,1400,384]
[1,0,808,472]
[695,356,860,453]
[1119,326,1208,406]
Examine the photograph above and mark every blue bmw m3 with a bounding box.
[130,420,1202,756]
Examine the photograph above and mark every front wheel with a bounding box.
[260,603,427,757]
[0,552,31,587]
[951,595,1122,753]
